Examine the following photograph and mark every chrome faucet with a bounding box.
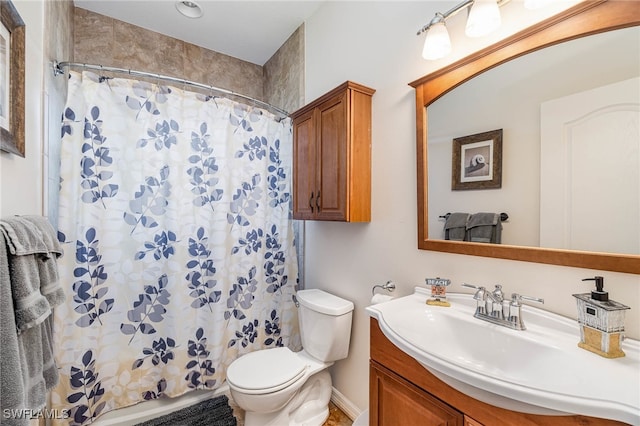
[462,283,544,330]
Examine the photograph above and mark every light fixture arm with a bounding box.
[417,0,474,36]
[417,0,510,36]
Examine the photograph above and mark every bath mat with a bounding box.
[135,395,237,426]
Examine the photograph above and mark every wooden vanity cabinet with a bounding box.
[291,81,375,222]
[369,318,627,426]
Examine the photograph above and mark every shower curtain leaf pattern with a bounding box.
[137,119,180,150]
[236,135,267,160]
[186,226,221,310]
[185,327,217,389]
[232,228,263,255]
[52,71,298,425]
[123,165,171,233]
[230,104,261,133]
[62,107,77,137]
[120,273,172,344]
[265,310,283,346]
[73,227,113,327]
[187,122,224,210]
[268,139,291,209]
[225,265,258,321]
[142,378,167,401]
[66,350,106,424]
[125,81,170,118]
[132,337,177,370]
[80,106,119,206]
[229,319,260,348]
[228,174,262,226]
[134,230,178,261]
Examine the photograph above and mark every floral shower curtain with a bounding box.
[50,71,299,425]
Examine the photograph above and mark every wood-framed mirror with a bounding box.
[411,0,640,274]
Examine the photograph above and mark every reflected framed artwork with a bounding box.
[0,0,25,157]
[452,129,502,190]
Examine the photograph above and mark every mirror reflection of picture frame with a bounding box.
[0,0,25,157]
[452,129,502,190]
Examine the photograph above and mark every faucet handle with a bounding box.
[462,283,483,290]
[492,284,505,302]
[462,283,487,302]
[511,293,544,305]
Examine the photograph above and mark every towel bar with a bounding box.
[440,212,508,222]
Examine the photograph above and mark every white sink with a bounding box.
[366,287,640,425]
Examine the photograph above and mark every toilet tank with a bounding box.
[296,289,354,362]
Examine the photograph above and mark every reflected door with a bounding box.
[540,77,640,254]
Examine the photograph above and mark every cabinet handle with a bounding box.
[316,191,321,212]
[309,192,315,213]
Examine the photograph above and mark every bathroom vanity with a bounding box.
[369,318,627,426]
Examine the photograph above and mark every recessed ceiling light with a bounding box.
[175,1,203,19]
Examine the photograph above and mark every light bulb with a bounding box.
[422,21,452,60]
[465,0,501,38]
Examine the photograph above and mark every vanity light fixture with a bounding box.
[465,0,502,38]
[418,0,506,60]
[421,14,452,60]
[175,1,204,19]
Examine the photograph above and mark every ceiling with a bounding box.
[73,0,325,66]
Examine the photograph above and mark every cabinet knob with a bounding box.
[316,191,321,212]
[309,192,315,213]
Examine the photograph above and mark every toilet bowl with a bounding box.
[226,289,354,426]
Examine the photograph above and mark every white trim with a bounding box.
[330,386,362,421]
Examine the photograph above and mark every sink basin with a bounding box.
[366,287,640,424]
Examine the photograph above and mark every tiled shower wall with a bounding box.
[72,7,304,113]
[44,0,75,228]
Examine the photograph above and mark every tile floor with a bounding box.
[324,401,353,426]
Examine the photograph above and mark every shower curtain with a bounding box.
[50,71,299,425]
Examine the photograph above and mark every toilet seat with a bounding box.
[227,347,308,395]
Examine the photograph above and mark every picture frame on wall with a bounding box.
[0,0,25,157]
[451,129,502,190]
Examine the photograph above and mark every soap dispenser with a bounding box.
[573,276,630,358]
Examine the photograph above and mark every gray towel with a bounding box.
[0,216,63,416]
[444,213,469,241]
[0,216,64,331]
[466,212,502,243]
[0,233,29,425]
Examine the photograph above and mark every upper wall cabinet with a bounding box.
[291,81,375,222]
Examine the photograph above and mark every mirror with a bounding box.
[411,1,640,274]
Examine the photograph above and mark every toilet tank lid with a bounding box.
[297,289,354,316]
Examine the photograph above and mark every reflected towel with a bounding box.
[444,213,470,241]
[466,212,502,243]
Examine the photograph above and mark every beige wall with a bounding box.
[1,1,46,217]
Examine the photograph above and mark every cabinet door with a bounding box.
[464,416,485,426]
[292,109,316,220]
[370,362,464,426]
[316,92,348,221]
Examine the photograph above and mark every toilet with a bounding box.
[226,289,354,426]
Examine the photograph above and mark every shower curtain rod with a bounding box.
[52,61,290,118]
